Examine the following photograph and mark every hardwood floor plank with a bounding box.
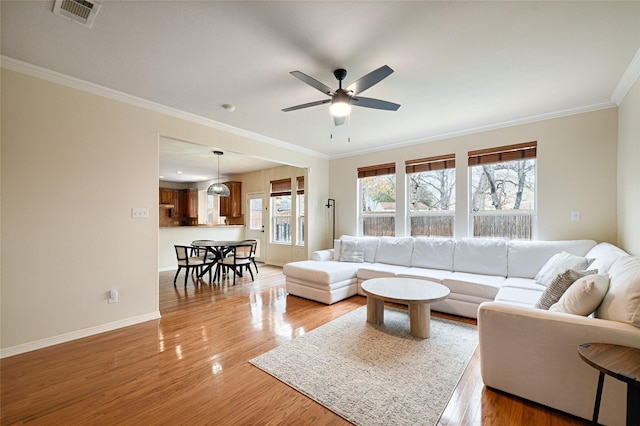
[1,265,588,425]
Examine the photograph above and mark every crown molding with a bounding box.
[0,56,329,160]
[331,101,617,159]
[611,47,640,105]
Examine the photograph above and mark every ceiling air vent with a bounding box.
[53,0,101,28]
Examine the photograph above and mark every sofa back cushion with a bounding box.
[453,239,508,276]
[585,242,628,274]
[375,237,414,266]
[334,236,380,263]
[508,240,597,278]
[410,237,455,270]
[596,256,640,328]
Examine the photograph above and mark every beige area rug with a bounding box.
[250,306,478,426]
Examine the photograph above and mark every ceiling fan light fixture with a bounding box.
[330,99,351,117]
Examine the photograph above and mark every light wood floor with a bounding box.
[1,265,588,425]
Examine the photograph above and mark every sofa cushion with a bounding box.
[585,242,628,274]
[596,256,640,327]
[397,267,453,283]
[502,277,547,292]
[494,286,544,306]
[338,236,380,263]
[534,251,593,287]
[410,237,455,270]
[339,240,364,263]
[442,272,505,300]
[534,269,596,310]
[453,239,508,276]
[508,240,596,278]
[549,274,609,316]
[375,237,414,266]
[357,263,410,280]
[282,260,359,285]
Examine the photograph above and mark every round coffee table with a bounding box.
[361,278,450,339]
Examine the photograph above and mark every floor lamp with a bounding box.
[326,198,336,242]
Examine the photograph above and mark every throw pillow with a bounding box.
[534,251,593,287]
[596,256,640,328]
[549,274,609,316]
[339,240,365,263]
[534,269,596,310]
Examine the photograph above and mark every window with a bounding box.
[270,178,291,244]
[406,154,455,237]
[469,141,537,239]
[296,176,305,245]
[358,163,396,236]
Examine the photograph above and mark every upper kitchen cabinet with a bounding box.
[159,188,173,205]
[219,181,242,218]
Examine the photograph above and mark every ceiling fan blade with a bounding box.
[346,65,394,95]
[333,115,346,126]
[351,96,401,111]
[282,99,330,112]
[290,71,336,96]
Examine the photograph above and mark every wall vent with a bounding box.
[53,0,101,28]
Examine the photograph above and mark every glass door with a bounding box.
[246,192,266,262]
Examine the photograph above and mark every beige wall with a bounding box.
[617,77,640,255]
[329,108,619,244]
[0,68,328,355]
[237,164,309,265]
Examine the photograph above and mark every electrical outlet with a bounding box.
[131,207,149,219]
[108,289,119,304]
[570,210,581,221]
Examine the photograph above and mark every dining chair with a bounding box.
[217,242,256,285]
[173,245,214,287]
[243,239,259,274]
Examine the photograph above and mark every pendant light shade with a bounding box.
[207,151,230,197]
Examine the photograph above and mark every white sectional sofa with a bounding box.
[284,235,598,318]
[283,236,640,425]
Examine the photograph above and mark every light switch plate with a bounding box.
[132,207,149,219]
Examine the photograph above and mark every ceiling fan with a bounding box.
[282,65,401,126]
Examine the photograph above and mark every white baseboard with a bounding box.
[0,311,161,359]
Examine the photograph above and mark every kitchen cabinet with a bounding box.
[219,181,242,218]
[187,190,198,219]
[159,188,173,205]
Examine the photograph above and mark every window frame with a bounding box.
[296,176,305,246]
[468,141,537,240]
[269,178,292,245]
[405,154,456,237]
[357,162,396,237]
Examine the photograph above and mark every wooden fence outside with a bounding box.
[362,213,533,239]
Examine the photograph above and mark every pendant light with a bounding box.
[207,150,230,197]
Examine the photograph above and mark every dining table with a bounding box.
[191,240,245,282]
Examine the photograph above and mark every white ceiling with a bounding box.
[2,1,639,179]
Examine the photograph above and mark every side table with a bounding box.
[578,343,640,426]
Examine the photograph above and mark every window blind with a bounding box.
[357,162,396,178]
[468,141,537,166]
[405,154,455,174]
[270,178,291,197]
[296,176,304,195]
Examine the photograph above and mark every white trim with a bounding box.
[0,55,328,160]
[159,266,177,272]
[611,47,640,105]
[0,312,161,359]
